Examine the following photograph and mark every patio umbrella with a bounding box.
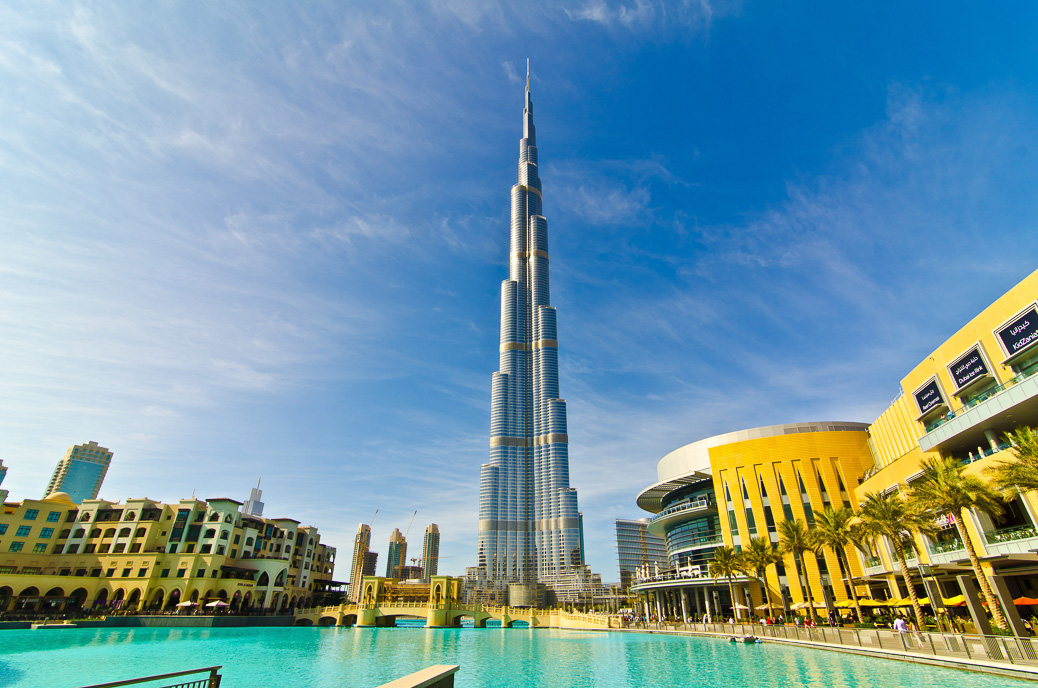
[206,600,230,608]
[1014,596,1038,606]
[942,595,966,607]
[733,603,750,610]
[755,603,772,611]
[176,601,198,607]
[856,599,887,607]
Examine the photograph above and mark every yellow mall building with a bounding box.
[634,268,1038,628]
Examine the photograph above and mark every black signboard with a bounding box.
[914,379,946,416]
[997,306,1038,360]
[949,346,990,390]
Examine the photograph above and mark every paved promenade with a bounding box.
[614,621,1038,680]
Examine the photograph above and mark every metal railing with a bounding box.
[984,524,1038,544]
[927,538,965,554]
[77,666,222,688]
[924,366,1038,434]
[647,621,1038,668]
[649,498,716,524]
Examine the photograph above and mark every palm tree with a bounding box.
[741,535,781,619]
[778,518,819,621]
[856,490,935,629]
[709,546,745,621]
[813,506,866,624]
[910,455,1008,630]
[987,426,1038,494]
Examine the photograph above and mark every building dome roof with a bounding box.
[44,491,75,504]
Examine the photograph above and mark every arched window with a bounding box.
[209,513,220,522]
[90,529,101,538]
[135,528,146,538]
[124,511,136,521]
[103,528,116,538]
[80,513,91,522]
[245,537,254,547]
[204,529,216,539]
[224,514,233,523]
[219,531,228,540]
[73,528,85,538]
[118,528,131,538]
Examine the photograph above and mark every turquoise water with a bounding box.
[0,626,1029,688]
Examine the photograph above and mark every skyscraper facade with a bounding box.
[45,441,112,504]
[243,479,265,517]
[477,68,583,590]
[615,518,668,591]
[348,523,371,603]
[386,528,407,579]
[422,523,440,579]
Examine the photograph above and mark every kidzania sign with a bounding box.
[949,346,990,390]
[914,379,946,416]
[998,306,1038,360]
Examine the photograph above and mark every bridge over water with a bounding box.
[293,575,612,629]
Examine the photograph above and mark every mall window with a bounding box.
[130,543,141,553]
[40,528,54,539]
[16,525,30,537]
[106,568,116,577]
[46,511,61,522]
[160,569,170,578]
[122,568,132,577]
[84,544,96,553]
[33,543,47,553]
[138,568,148,577]
[0,524,6,535]
[23,509,38,520]
[176,569,186,578]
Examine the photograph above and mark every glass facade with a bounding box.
[477,69,583,589]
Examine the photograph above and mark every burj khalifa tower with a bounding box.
[477,65,583,590]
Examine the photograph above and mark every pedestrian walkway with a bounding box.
[620,621,1038,680]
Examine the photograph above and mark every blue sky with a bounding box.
[3,1,1038,583]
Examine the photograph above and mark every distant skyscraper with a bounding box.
[45,441,113,504]
[0,459,7,504]
[362,551,378,577]
[348,523,371,603]
[615,518,668,591]
[422,524,440,578]
[243,479,264,517]
[476,65,583,590]
[386,528,407,579]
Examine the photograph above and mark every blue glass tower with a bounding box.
[45,441,112,504]
[477,67,583,589]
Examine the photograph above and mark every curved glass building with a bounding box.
[476,69,583,590]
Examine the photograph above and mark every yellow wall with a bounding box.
[709,430,875,608]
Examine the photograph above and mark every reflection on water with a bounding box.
[0,626,1031,688]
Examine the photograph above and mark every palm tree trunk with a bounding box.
[954,512,1009,630]
[890,539,925,628]
[727,577,738,622]
[839,550,864,624]
[796,553,816,620]
[759,570,775,619]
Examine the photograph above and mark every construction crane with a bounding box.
[403,510,418,539]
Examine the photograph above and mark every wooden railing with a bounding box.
[76,666,222,688]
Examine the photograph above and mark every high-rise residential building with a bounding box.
[615,518,668,591]
[422,523,440,578]
[476,66,584,592]
[243,479,265,517]
[45,441,113,504]
[348,523,371,603]
[386,528,407,579]
[0,459,8,504]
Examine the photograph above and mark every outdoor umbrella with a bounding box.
[206,600,230,608]
[1014,596,1038,606]
[176,601,198,607]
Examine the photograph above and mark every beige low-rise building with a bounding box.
[0,491,335,615]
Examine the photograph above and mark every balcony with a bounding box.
[982,524,1038,556]
[647,497,717,537]
[919,367,1038,455]
[924,537,967,565]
